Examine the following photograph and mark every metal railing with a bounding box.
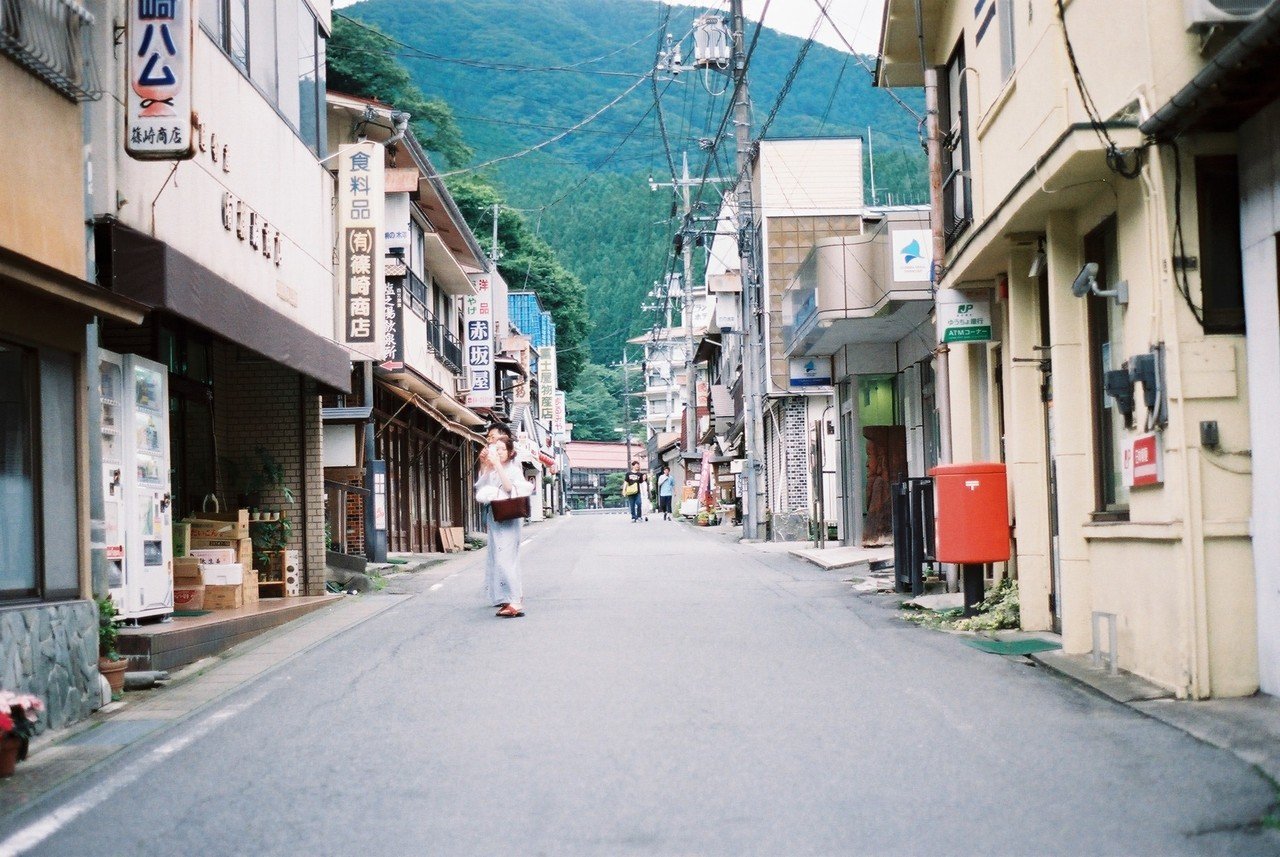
[891,477,935,596]
[424,307,461,373]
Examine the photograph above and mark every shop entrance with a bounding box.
[858,376,904,546]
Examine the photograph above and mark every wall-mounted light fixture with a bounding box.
[1071,262,1129,305]
[1027,238,1046,278]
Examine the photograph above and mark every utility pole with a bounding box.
[491,203,501,263]
[619,350,634,465]
[731,0,765,541]
[867,125,878,207]
[649,153,702,457]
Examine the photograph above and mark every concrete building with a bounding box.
[877,0,1268,697]
[751,138,864,541]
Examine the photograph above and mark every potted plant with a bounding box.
[0,691,43,778]
[97,596,127,696]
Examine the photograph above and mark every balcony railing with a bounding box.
[425,307,462,373]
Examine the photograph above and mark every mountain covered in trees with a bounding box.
[337,0,926,375]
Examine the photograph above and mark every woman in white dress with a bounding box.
[475,433,532,617]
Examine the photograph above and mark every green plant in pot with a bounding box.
[97,596,127,696]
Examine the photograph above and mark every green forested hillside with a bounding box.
[340,0,926,361]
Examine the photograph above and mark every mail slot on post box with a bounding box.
[928,463,1010,563]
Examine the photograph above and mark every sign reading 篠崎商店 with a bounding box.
[464,275,495,408]
[127,1,194,160]
[337,142,385,359]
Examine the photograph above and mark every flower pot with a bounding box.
[0,733,23,778]
[99,657,128,695]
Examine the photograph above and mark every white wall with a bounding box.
[90,13,335,342]
[1240,101,1280,696]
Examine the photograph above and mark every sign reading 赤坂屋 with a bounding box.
[464,275,495,408]
[337,142,385,359]
[537,346,556,423]
[127,0,194,160]
[937,289,994,343]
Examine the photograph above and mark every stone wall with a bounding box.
[0,602,100,730]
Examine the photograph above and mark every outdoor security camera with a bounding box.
[1072,262,1099,297]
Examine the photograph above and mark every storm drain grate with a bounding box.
[64,719,168,747]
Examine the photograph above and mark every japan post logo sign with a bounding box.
[127,1,195,160]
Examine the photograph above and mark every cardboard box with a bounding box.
[201,562,244,586]
[189,537,253,568]
[185,510,250,540]
[173,586,204,610]
[203,584,243,610]
[242,570,259,606]
[173,556,203,585]
[173,522,191,558]
[190,547,236,565]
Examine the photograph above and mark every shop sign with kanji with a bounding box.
[337,142,385,358]
[127,1,195,160]
[464,276,495,407]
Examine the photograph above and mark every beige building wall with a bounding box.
[0,56,85,277]
[883,0,1258,697]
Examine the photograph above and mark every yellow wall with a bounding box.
[0,57,85,277]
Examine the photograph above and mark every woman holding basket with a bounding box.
[475,432,533,617]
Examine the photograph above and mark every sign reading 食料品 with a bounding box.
[127,0,194,160]
[337,142,385,359]
[537,346,556,422]
[937,289,994,343]
[464,275,495,408]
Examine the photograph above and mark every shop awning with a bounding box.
[378,380,485,444]
[101,221,352,393]
[1,245,147,324]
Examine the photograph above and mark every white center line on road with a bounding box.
[0,681,276,857]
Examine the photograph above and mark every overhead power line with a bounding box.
[437,74,652,178]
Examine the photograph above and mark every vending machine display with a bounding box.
[100,350,173,620]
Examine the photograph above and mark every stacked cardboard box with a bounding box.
[173,556,204,610]
[183,510,257,609]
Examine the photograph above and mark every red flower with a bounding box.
[0,711,13,734]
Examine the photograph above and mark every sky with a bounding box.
[331,0,888,57]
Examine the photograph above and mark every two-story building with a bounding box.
[878,0,1266,698]
[323,92,489,557]
[0,3,147,728]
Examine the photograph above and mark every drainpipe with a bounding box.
[924,58,957,591]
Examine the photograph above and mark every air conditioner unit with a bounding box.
[454,377,471,394]
[1185,0,1266,28]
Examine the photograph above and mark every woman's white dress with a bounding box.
[476,462,532,606]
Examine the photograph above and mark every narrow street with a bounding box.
[2,515,1274,857]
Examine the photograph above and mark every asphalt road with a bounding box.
[3,515,1276,856]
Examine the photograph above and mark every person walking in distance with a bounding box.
[657,466,675,520]
[623,460,647,522]
[475,433,531,617]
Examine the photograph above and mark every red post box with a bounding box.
[929,462,1010,563]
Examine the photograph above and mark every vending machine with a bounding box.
[99,350,173,620]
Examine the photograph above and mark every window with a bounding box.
[200,0,326,157]
[1085,217,1129,517]
[0,342,37,599]
[1195,156,1245,334]
[998,0,1017,82]
[938,42,972,246]
[0,0,96,101]
[0,339,78,603]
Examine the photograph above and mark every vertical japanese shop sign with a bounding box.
[537,346,556,422]
[552,390,567,439]
[127,0,194,160]
[464,276,495,408]
[337,142,385,359]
